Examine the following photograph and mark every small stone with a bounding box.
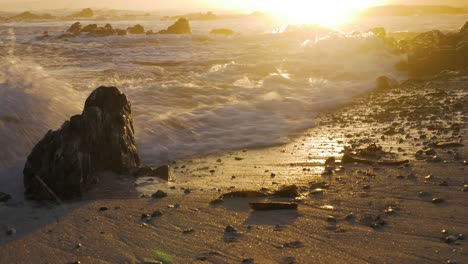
[235,157,243,161]
[432,197,445,204]
[384,207,395,215]
[326,215,337,222]
[216,159,222,163]
[225,225,237,233]
[184,189,191,194]
[270,173,276,178]
[6,228,16,236]
[441,229,448,234]
[241,259,254,264]
[445,235,458,244]
[141,213,151,219]
[457,234,464,240]
[99,207,108,211]
[151,190,167,198]
[151,210,163,217]
[283,240,304,248]
[76,243,82,248]
[345,213,355,221]
[363,185,371,190]
[425,174,434,180]
[281,257,297,264]
[182,228,194,234]
[438,181,449,186]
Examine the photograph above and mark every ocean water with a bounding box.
[0,14,466,196]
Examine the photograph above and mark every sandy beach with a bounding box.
[0,69,466,263]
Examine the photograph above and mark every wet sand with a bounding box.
[0,70,467,263]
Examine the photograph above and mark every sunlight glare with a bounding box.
[249,0,383,27]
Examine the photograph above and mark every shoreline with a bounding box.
[0,69,466,263]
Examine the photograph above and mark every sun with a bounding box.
[249,0,384,27]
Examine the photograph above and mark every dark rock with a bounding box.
[6,228,16,236]
[375,76,398,91]
[369,27,386,39]
[66,22,82,35]
[115,29,128,36]
[23,87,140,200]
[151,190,167,199]
[224,225,237,233]
[241,259,254,264]
[182,228,194,234]
[445,235,458,244]
[434,142,464,148]
[324,157,336,166]
[141,213,151,219]
[151,210,163,217]
[146,30,157,35]
[127,24,145,34]
[133,165,172,181]
[432,197,445,204]
[57,33,76,40]
[0,192,12,202]
[99,207,108,211]
[158,18,191,34]
[272,185,299,198]
[209,198,224,205]
[81,24,98,33]
[210,28,234,35]
[249,202,298,211]
[281,257,297,264]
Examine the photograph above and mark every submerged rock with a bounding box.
[23,87,140,200]
[159,18,191,34]
[66,22,82,35]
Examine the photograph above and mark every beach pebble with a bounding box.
[225,225,237,233]
[141,213,151,219]
[345,213,355,221]
[241,259,254,264]
[184,189,191,194]
[326,215,337,222]
[235,157,243,161]
[182,228,194,234]
[310,188,325,195]
[445,235,458,244]
[151,210,163,217]
[98,207,108,211]
[152,190,167,199]
[432,197,445,204]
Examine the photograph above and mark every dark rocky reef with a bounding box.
[158,18,192,34]
[23,87,140,200]
[61,22,129,38]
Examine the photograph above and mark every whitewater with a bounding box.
[0,14,466,196]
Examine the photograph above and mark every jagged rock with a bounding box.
[220,190,267,199]
[23,87,140,200]
[89,25,115,36]
[369,27,386,39]
[159,18,191,34]
[209,28,234,35]
[66,22,82,35]
[127,24,145,34]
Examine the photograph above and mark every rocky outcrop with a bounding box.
[67,8,94,19]
[403,20,468,76]
[375,76,398,91]
[66,22,82,35]
[210,28,234,36]
[82,24,98,33]
[12,11,55,20]
[23,87,140,200]
[127,24,145,34]
[158,18,191,34]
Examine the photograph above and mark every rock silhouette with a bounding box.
[23,87,140,200]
